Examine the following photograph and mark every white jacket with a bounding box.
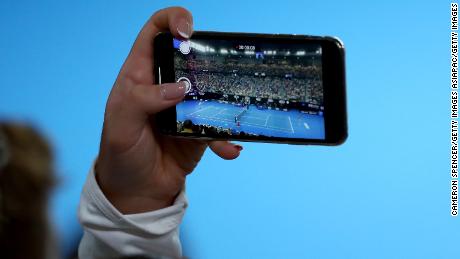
[78,164,187,259]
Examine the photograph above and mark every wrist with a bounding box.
[95,159,185,214]
[96,172,183,213]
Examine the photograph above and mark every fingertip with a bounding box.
[234,144,243,152]
[209,141,242,160]
[220,150,241,160]
[171,7,193,39]
[176,18,193,39]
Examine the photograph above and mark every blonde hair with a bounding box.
[0,122,55,259]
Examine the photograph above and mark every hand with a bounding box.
[96,7,242,214]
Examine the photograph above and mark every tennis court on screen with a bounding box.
[176,100,325,139]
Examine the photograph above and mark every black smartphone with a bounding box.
[154,31,347,145]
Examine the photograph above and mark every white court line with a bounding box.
[304,122,310,130]
[187,103,293,133]
[189,114,292,133]
[218,112,264,122]
[187,105,213,116]
[264,115,271,126]
[211,108,227,118]
[288,116,294,133]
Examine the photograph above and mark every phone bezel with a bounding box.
[154,31,347,145]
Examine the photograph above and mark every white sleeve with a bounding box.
[78,163,187,259]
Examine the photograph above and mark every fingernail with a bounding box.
[234,145,243,151]
[160,82,186,100]
[177,18,192,39]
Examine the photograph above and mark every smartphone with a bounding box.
[154,31,347,145]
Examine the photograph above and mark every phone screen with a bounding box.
[171,37,325,140]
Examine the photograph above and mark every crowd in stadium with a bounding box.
[175,57,321,78]
[194,73,322,105]
[174,53,323,105]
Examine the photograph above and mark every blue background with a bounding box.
[0,1,455,258]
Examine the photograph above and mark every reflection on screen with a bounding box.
[172,37,325,140]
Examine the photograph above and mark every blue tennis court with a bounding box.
[176,100,325,139]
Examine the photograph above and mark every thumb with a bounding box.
[132,81,187,115]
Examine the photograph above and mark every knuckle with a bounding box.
[116,82,141,105]
[120,69,147,86]
[172,6,190,15]
[151,7,165,19]
[152,6,192,22]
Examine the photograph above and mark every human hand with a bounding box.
[96,7,242,214]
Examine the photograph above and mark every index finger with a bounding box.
[121,6,193,84]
